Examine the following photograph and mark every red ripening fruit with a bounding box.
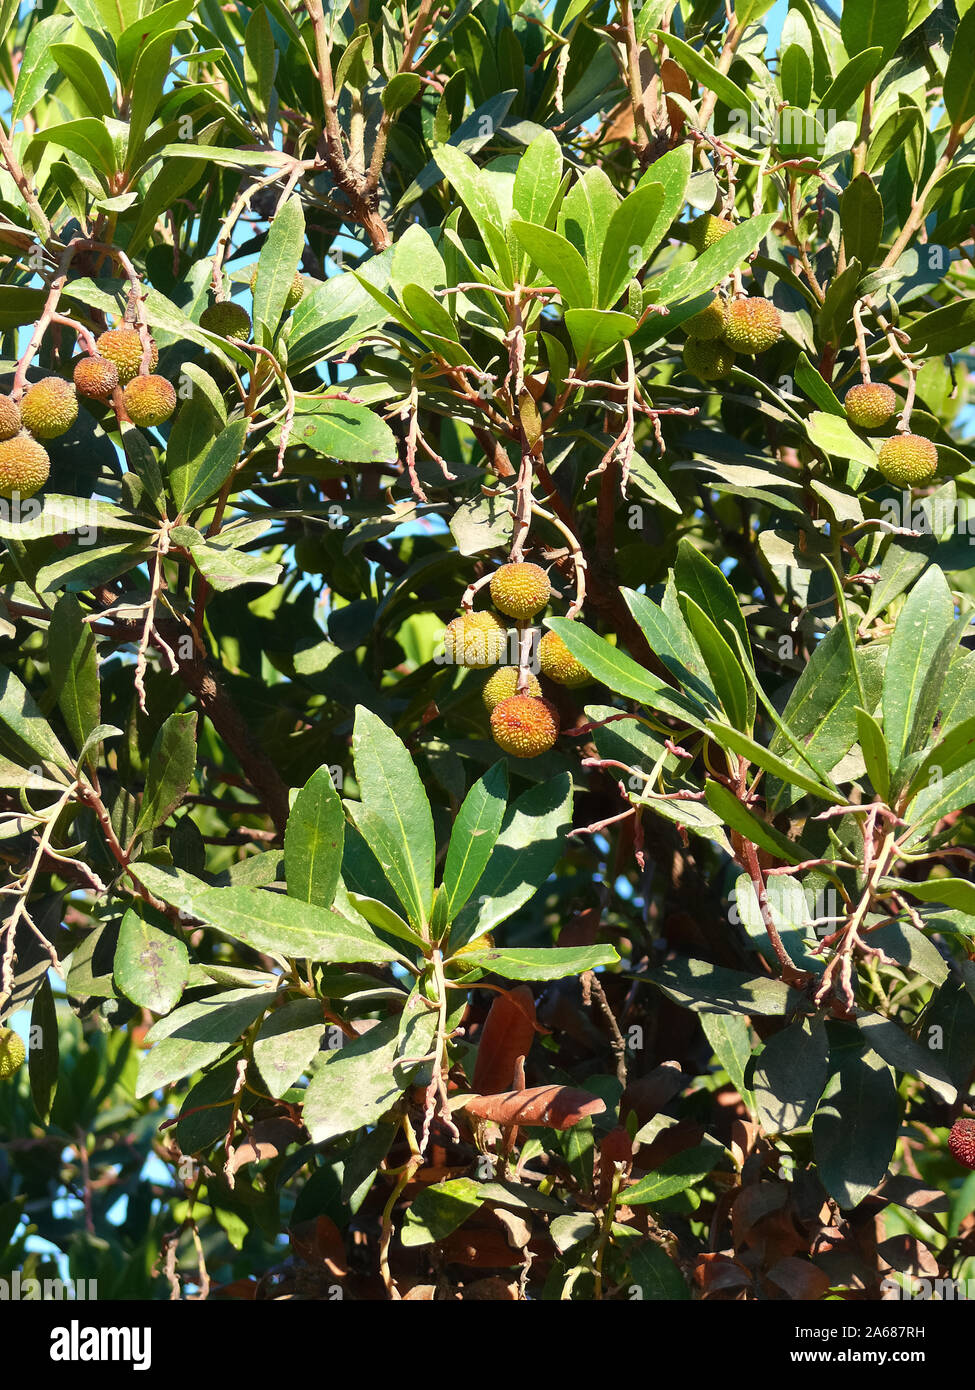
[471,985,536,1095]
[948,1117,975,1170]
[489,694,558,758]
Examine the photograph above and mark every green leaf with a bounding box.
[127,31,176,166]
[170,414,242,519]
[193,885,405,964]
[432,143,509,278]
[181,531,281,591]
[134,712,197,834]
[381,72,421,115]
[10,15,74,125]
[907,298,975,357]
[458,944,619,981]
[683,599,751,732]
[439,761,508,925]
[841,0,908,64]
[597,182,664,309]
[626,1242,690,1300]
[545,617,705,727]
[114,908,189,1014]
[351,706,435,929]
[944,5,975,127]
[700,1012,754,1103]
[558,165,618,266]
[291,401,397,465]
[449,774,573,950]
[908,715,975,799]
[243,2,275,121]
[302,1014,412,1144]
[33,119,118,180]
[510,220,593,309]
[704,781,807,865]
[882,565,954,775]
[708,721,845,804]
[856,707,891,800]
[512,128,563,227]
[254,198,305,347]
[252,999,328,1094]
[625,1138,726,1204]
[29,976,58,1124]
[48,594,100,758]
[839,173,883,270]
[906,878,975,915]
[0,665,71,777]
[136,989,277,1098]
[564,308,637,363]
[285,767,344,909]
[49,42,113,117]
[640,956,804,1017]
[817,48,883,120]
[813,1050,900,1207]
[674,538,751,666]
[400,1178,483,1246]
[806,410,878,471]
[653,216,777,306]
[795,351,845,415]
[752,1018,829,1132]
[647,30,750,110]
[855,1013,956,1103]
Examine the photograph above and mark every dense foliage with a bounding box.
[1,0,974,1302]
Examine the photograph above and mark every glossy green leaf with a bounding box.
[285,766,344,909]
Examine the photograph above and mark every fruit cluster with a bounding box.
[681,294,781,381]
[442,561,592,758]
[843,382,939,487]
[0,325,174,500]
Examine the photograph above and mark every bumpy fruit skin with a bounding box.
[0,394,20,441]
[74,356,119,399]
[96,329,157,384]
[722,297,781,354]
[20,378,78,439]
[490,695,558,758]
[877,433,938,487]
[686,213,732,253]
[539,630,590,687]
[948,1117,975,1171]
[845,382,897,430]
[0,435,51,499]
[682,297,726,340]
[683,337,735,381]
[0,1027,25,1079]
[490,562,551,620]
[482,666,541,711]
[200,300,252,339]
[443,612,508,667]
[249,266,306,310]
[123,374,177,427]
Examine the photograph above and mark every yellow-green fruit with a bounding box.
[877,433,938,487]
[482,666,542,712]
[490,562,551,620]
[200,300,252,339]
[0,1028,25,1079]
[683,337,735,381]
[490,695,559,758]
[682,297,726,340]
[250,265,306,310]
[443,612,509,667]
[96,329,158,385]
[539,630,591,687]
[74,355,119,399]
[0,394,21,441]
[20,377,77,439]
[686,213,733,253]
[123,374,177,428]
[0,435,51,498]
[722,297,781,354]
[844,382,897,430]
